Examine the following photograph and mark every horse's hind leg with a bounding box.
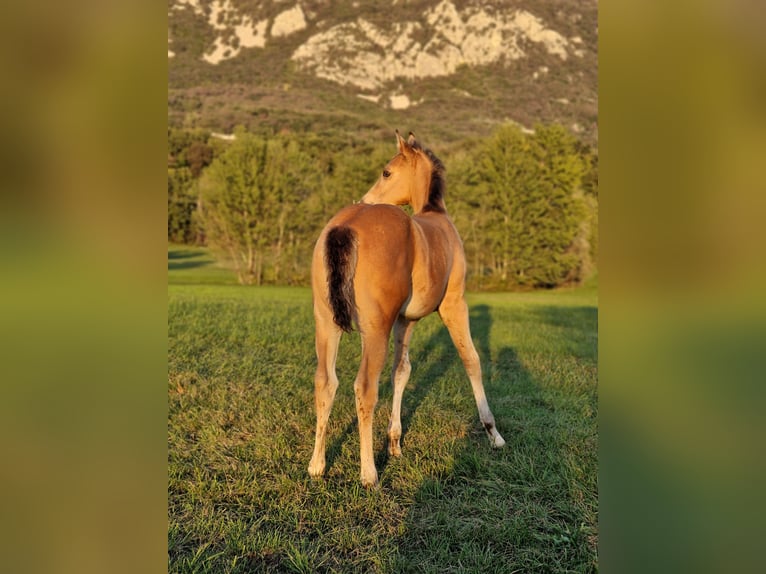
[388,316,416,457]
[308,318,342,479]
[438,296,506,448]
[354,328,389,487]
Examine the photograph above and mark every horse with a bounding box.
[309,131,505,487]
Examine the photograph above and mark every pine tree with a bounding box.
[461,123,587,289]
[167,167,197,244]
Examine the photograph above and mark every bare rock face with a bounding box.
[170,1,576,78]
[168,1,595,131]
[291,1,575,91]
[170,0,301,64]
[271,4,307,38]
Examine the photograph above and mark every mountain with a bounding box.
[168,0,597,146]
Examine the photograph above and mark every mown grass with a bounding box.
[168,245,598,573]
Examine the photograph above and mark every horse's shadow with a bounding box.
[324,305,494,476]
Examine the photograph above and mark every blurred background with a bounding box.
[600,1,766,572]
[0,2,166,573]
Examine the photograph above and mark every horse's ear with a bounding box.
[407,132,417,147]
[395,130,407,152]
[396,130,413,158]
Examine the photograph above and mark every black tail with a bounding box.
[325,226,357,332]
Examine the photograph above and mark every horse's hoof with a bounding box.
[308,460,325,478]
[388,440,402,457]
[360,471,379,489]
[491,434,506,449]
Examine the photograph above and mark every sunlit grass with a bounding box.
[168,246,598,573]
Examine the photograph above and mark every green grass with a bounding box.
[168,246,598,573]
[168,244,240,286]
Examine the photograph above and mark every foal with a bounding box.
[309,131,505,487]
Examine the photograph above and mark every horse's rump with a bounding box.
[319,204,414,330]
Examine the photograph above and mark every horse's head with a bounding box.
[360,131,445,214]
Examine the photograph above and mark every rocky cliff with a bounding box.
[168,0,597,144]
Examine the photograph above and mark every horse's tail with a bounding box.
[325,226,357,332]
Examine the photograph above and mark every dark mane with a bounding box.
[411,141,447,213]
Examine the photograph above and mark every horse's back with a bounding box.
[325,202,407,227]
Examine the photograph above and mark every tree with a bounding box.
[186,140,214,177]
[167,128,214,245]
[580,145,599,267]
[448,142,497,289]
[199,130,320,285]
[455,123,587,289]
[167,167,198,244]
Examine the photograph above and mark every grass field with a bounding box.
[168,245,598,573]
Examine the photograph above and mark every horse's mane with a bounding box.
[410,141,446,213]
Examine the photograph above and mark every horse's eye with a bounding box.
[382,169,391,179]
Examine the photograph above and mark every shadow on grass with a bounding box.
[168,249,213,271]
[388,303,598,573]
[534,305,598,360]
[168,259,211,271]
[319,302,597,571]
[168,249,199,260]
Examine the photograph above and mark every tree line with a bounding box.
[168,124,597,290]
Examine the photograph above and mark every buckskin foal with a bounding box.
[309,131,505,487]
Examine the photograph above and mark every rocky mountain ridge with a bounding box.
[168,0,598,144]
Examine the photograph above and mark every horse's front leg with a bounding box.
[438,296,506,448]
[388,316,416,457]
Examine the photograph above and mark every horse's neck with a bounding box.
[410,188,427,214]
[410,166,433,213]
